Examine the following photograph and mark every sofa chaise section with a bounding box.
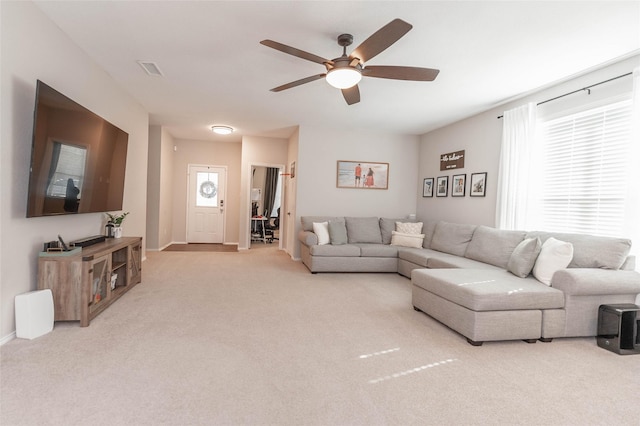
[412,268,565,345]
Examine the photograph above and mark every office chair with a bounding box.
[264,208,280,243]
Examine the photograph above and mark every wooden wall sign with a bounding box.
[440,150,465,171]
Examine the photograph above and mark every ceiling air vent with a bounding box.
[137,61,164,77]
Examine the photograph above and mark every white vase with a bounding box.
[113,226,122,238]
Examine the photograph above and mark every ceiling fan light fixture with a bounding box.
[326,68,362,89]
[211,125,234,135]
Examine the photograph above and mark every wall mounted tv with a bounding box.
[26,80,129,218]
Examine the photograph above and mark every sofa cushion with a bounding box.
[526,231,631,270]
[313,222,330,245]
[380,218,413,244]
[355,244,399,258]
[430,221,477,256]
[390,231,424,248]
[309,244,361,257]
[412,269,565,311]
[426,253,504,270]
[464,226,526,268]
[422,220,438,249]
[328,220,348,245]
[345,217,382,244]
[532,237,573,286]
[507,237,542,278]
[301,216,343,232]
[397,247,434,267]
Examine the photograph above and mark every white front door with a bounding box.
[187,165,226,243]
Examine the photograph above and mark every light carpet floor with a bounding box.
[163,243,238,252]
[1,247,638,425]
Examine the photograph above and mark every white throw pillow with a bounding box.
[390,231,425,248]
[532,237,574,286]
[396,221,423,234]
[313,222,330,245]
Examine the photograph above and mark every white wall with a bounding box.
[285,129,300,258]
[0,1,149,341]
[417,112,501,225]
[170,138,242,244]
[146,126,175,250]
[239,136,289,249]
[418,55,640,230]
[294,125,419,258]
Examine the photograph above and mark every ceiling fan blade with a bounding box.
[362,66,440,81]
[270,74,326,92]
[350,19,412,64]
[260,40,331,65]
[341,85,360,105]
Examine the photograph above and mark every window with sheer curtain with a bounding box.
[531,98,633,237]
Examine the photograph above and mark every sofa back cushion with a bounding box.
[430,221,477,256]
[301,216,343,232]
[328,220,348,245]
[380,218,414,244]
[422,220,438,249]
[465,226,526,268]
[345,217,383,243]
[526,231,631,270]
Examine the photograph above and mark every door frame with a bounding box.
[248,162,285,249]
[186,163,227,244]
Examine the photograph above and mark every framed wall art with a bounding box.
[423,178,434,197]
[336,161,389,189]
[452,174,466,197]
[436,176,448,197]
[470,172,487,197]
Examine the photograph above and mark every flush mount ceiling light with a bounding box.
[325,66,362,89]
[211,125,234,135]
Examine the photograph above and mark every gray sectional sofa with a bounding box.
[298,216,640,345]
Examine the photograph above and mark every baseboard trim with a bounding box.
[0,331,16,346]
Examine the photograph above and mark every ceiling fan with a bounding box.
[260,18,439,105]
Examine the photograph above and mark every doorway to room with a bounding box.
[186,164,226,243]
[250,164,283,248]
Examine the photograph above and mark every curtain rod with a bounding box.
[496,72,633,119]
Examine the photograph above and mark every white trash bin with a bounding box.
[15,289,54,339]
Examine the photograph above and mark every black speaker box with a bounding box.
[597,304,640,355]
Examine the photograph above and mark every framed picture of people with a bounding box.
[452,174,466,197]
[470,172,487,197]
[336,161,389,190]
[436,176,448,197]
[423,178,434,197]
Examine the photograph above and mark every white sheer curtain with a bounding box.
[495,103,537,230]
[625,67,640,266]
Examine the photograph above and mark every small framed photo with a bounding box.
[436,176,448,197]
[452,174,466,197]
[470,172,487,197]
[422,178,434,197]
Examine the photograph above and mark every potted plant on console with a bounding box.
[105,212,129,238]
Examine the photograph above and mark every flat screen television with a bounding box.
[26,80,129,217]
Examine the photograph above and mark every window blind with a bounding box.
[46,143,87,197]
[536,98,632,237]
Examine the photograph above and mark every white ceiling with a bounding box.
[34,1,640,143]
